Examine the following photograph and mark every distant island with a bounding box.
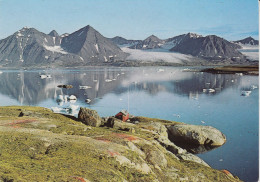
[0,25,258,68]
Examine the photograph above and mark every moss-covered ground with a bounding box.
[0,106,241,182]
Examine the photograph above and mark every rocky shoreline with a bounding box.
[0,106,241,181]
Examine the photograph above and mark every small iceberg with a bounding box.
[157,68,165,72]
[79,85,92,89]
[203,88,215,93]
[251,85,258,90]
[241,91,251,97]
[66,105,79,114]
[51,107,63,113]
[40,74,51,79]
[68,95,77,100]
[56,95,64,102]
[105,79,112,82]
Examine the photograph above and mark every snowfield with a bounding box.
[43,45,68,54]
[121,47,193,63]
[238,44,259,61]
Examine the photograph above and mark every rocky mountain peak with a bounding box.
[186,32,202,38]
[235,36,259,45]
[48,30,59,37]
[144,35,161,42]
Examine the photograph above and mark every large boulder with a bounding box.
[167,124,226,146]
[78,107,102,127]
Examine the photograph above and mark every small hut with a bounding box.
[115,110,129,122]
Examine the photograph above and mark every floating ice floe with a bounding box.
[105,79,112,82]
[56,95,64,102]
[157,68,164,72]
[173,114,181,118]
[40,74,51,79]
[51,107,62,113]
[241,91,251,97]
[251,85,258,90]
[203,88,215,93]
[79,85,92,89]
[68,95,77,100]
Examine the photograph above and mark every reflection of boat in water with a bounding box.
[241,91,251,97]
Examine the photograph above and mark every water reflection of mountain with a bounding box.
[172,73,241,97]
[0,69,127,105]
[0,68,243,105]
[115,70,242,97]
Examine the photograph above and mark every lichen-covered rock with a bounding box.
[176,153,210,167]
[146,148,167,168]
[167,124,226,146]
[78,107,101,127]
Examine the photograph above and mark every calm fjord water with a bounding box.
[0,67,258,182]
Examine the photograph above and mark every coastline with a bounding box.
[0,106,241,181]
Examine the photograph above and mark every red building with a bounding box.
[115,110,129,122]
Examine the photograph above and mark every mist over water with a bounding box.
[0,67,258,181]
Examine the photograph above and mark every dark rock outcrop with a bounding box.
[61,25,127,62]
[78,107,102,127]
[129,35,164,49]
[48,30,59,37]
[109,36,141,46]
[170,34,244,61]
[234,36,259,46]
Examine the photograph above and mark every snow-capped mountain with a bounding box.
[109,36,141,46]
[170,34,244,60]
[0,25,127,67]
[234,37,259,46]
[129,35,164,49]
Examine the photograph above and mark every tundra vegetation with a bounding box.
[0,106,240,182]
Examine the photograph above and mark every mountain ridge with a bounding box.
[0,25,127,67]
[0,26,257,67]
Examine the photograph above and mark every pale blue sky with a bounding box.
[0,0,258,40]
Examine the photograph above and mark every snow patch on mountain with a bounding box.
[43,45,68,54]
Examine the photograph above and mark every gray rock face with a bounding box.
[0,25,127,67]
[167,124,226,146]
[48,30,59,37]
[61,25,127,63]
[129,35,164,49]
[234,36,259,46]
[170,34,244,61]
[78,107,102,127]
[109,36,141,46]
